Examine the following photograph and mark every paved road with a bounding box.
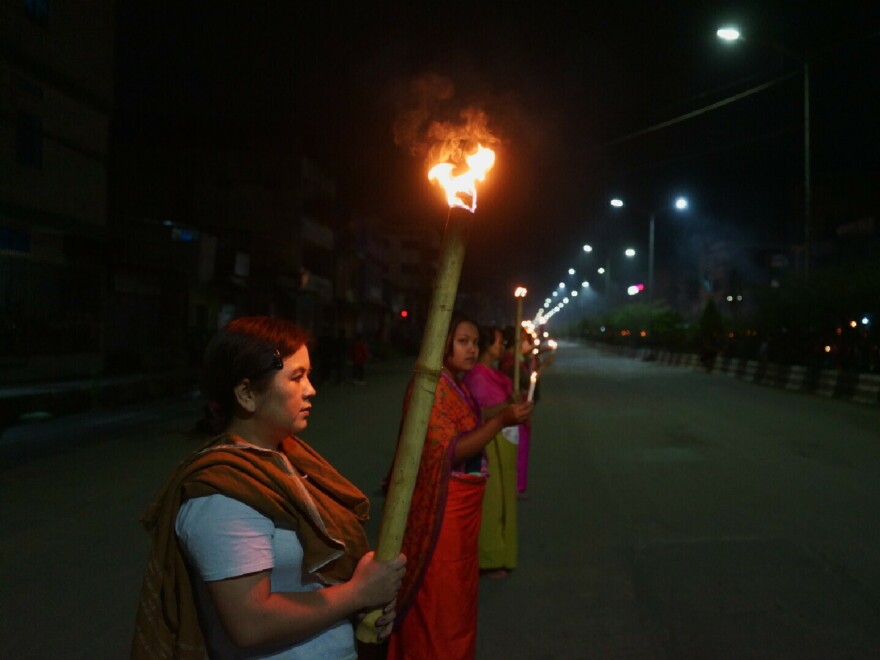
[2,344,879,658]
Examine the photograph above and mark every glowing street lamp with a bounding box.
[716,26,741,41]
[717,24,811,277]
[627,283,645,296]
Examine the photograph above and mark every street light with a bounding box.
[717,25,811,277]
[610,197,688,301]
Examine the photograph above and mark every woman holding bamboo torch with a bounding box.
[387,315,533,660]
[132,317,405,660]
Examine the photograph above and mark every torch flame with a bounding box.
[428,144,496,213]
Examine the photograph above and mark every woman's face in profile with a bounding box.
[252,345,316,438]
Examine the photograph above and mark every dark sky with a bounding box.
[115,2,880,307]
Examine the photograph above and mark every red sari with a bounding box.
[387,371,486,660]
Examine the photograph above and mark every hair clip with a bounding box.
[271,348,283,370]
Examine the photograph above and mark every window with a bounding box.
[16,114,43,168]
[24,0,49,24]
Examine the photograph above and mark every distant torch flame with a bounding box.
[428,144,496,213]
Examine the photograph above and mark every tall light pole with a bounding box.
[717,26,810,278]
[611,197,688,301]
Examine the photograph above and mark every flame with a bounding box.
[428,144,495,213]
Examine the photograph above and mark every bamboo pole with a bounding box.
[512,289,526,395]
[356,208,470,642]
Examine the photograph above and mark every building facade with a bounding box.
[1,0,116,381]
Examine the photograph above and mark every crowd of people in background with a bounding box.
[132,313,555,659]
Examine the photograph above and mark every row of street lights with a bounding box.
[535,194,689,324]
[535,22,813,327]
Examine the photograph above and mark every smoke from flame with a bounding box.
[392,74,500,211]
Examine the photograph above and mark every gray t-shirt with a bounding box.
[175,494,357,659]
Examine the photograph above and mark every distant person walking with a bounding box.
[333,329,348,384]
[351,334,369,384]
[316,325,334,384]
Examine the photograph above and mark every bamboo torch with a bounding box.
[356,144,496,643]
[512,287,527,396]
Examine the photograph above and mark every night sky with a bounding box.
[115,2,880,307]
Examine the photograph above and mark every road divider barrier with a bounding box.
[786,366,807,391]
[592,343,879,408]
[814,370,838,397]
[853,374,880,405]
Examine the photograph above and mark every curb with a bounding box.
[0,369,200,431]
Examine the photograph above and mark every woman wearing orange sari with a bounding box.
[387,316,533,660]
